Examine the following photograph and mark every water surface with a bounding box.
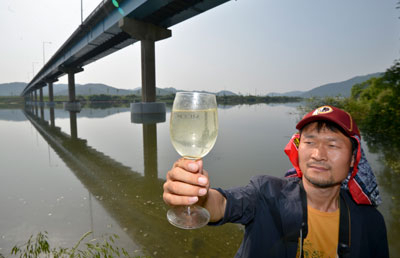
[0,104,397,257]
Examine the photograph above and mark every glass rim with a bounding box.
[175,91,216,97]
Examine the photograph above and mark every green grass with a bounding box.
[10,231,151,258]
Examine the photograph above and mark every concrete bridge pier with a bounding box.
[34,90,39,114]
[46,79,58,107]
[28,93,34,110]
[34,104,38,116]
[34,90,38,105]
[119,17,171,124]
[39,87,45,119]
[49,107,55,128]
[69,111,78,139]
[26,92,33,105]
[40,105,45,120]
[142,123,158,182]
[59,66,83,112]
[45,79,58,128]
[39,87,44,106]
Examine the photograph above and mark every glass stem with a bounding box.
[187,206,191,216]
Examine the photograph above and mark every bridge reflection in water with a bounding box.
[23,107,243,257]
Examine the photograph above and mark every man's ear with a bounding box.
[350,152,355,167]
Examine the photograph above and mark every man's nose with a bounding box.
[311,145,327,161]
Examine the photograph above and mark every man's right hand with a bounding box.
[163,158,227,222]
[163,158,210,207]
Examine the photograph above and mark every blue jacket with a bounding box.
[210,175,389,258]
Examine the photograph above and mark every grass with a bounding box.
[9,231,151,258]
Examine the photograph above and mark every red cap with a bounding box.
[296,105,360,138]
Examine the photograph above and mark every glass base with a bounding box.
[167,205,210,229]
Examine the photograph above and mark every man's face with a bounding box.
[298,122,354,188]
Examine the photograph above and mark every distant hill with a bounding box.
[301,72,383,98]
[0,82,27,96]
[54,83,135,96]
[1,72,383,98]
[267,72,383,98]
[0,82,236,97]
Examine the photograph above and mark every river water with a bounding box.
[0,103,398,257]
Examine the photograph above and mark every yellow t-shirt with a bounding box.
[297,205,340,258]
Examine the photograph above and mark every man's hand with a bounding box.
[163,158,209,206]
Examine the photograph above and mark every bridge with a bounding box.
[21,0,230,118]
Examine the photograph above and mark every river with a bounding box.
[0,103,398,257]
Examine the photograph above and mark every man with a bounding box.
[163,105,389,258]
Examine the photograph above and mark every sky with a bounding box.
[0,0,399,95]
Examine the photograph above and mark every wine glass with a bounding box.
[168,92,218,229]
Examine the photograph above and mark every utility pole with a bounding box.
[32,62,39,79]
[42,41,52,66]
[81,0,83,24]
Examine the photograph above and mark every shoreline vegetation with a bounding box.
[299,59,399,145]
[0,94,303,107]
